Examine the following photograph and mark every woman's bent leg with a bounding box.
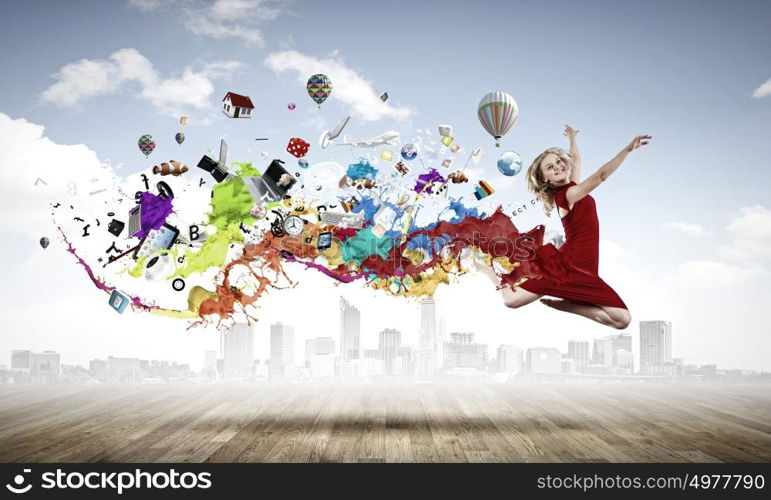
[474,261,541,309]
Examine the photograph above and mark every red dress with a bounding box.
[518,181,628,309]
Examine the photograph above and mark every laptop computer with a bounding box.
[196,139,230,183]
[242,159,296,203]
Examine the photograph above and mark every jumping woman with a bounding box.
[477,126,651,329]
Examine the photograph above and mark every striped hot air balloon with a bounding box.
[138,134,156,157]
[307,74,332,108]
[477,91,518,147]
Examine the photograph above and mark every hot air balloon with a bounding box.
[138,134,156,157]
[477,91,518,147]
[39,237,49,249]
[307,74,332,107]
[175,132,185,145]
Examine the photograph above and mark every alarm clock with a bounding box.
[282,215,304,236]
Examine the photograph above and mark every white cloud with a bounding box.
[141,68,215,111]
[209,0,285,21]
[185,15,267,46]
[264,50,413,122]
[0,113,119,237]
[41,48,242,116]
[41,48,154,107]
[661,221,708,237]
[725,205,771,259]
[664,206,770,289]
[128,0,166,11]
[129,0,292,47]
[752,77,771,98]
[669,259,764,289]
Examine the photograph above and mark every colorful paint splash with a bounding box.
[55,139,559,327]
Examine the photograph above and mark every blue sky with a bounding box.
[0,0,770,370]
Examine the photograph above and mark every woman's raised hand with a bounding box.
[625,135,652,153]
[563,125,579,140]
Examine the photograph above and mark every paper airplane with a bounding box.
[339,130,400,148]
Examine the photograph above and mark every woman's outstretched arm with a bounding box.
[565,135,651,207]
[565,125,582,182]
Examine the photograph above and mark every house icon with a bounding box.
[222,92,254,119]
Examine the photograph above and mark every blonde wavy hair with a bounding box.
[527,147,573,216]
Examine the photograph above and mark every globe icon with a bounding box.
[497,151,523,176]
[401,143,418,161]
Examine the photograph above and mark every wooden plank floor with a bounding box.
[0,383,769,463]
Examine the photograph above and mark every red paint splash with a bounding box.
[356,207,568,286]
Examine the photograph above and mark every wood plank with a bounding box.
[0,384,769,463]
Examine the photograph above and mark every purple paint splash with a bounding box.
[280,251,364,283]
[136,191,174,239]
[413,168,446,194]
[58,227,158,311]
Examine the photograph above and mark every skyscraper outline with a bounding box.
[340,296,361,362]
[639,320,672,374]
